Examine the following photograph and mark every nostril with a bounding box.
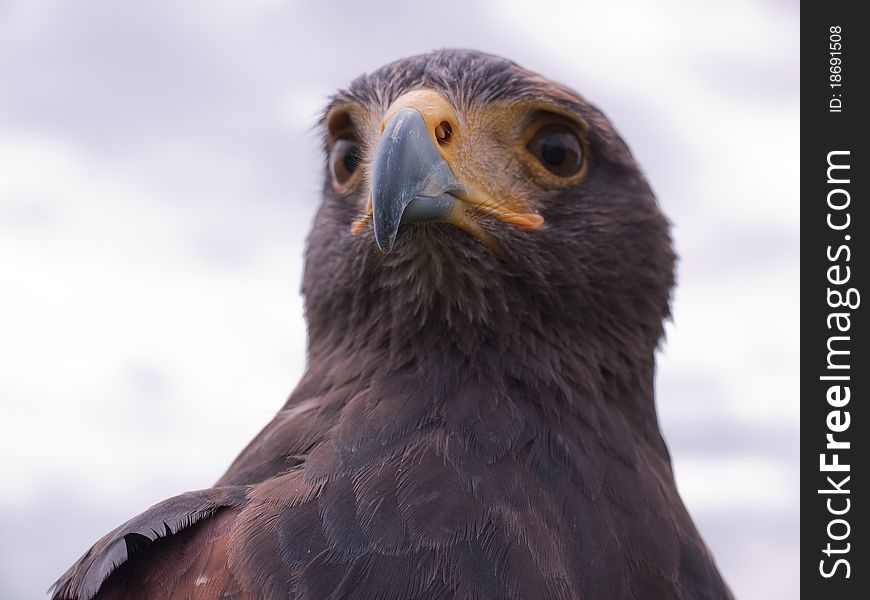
[434,121,453,146]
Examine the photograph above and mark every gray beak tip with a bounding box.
[375,238,394,254]
[373,215,399,253]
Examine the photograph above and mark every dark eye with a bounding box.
[330,138,362,186]
[526,124,583,178]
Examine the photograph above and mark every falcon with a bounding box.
[52,49,733,599]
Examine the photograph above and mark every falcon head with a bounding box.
[303,50,674,365]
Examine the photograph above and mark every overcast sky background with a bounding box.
[0,1,799,598]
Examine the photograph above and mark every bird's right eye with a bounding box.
[330,138,362,187]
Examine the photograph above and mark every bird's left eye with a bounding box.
[526,124,584,178]
[330,138,362,187]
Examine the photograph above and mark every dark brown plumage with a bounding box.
[52,49,732,600]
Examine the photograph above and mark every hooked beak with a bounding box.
[370,107,464,253]
[355,89,545,253]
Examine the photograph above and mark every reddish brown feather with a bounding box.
[88,509,247,600]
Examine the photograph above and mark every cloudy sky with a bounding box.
[0,1,798,598]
